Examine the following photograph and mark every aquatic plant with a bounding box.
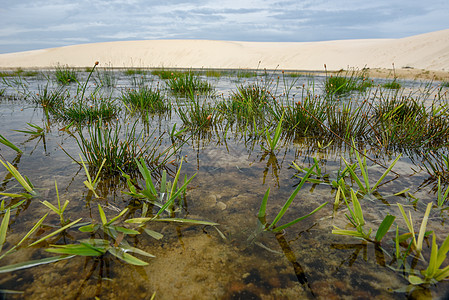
[32,83,68,111]
[151,69,183,79]
[55,64,78,84]
[407,232,449,285]
[324,69,372,95]
[397,202,432,256]
[79,155,106,198]
[342,147,402,196]
[74,120,168,173]
[0,134,22,153]
[262,112,284,152]
[47,205,154,266]
[383,80,402,89]
[175,92,216,129]
[95,64,117,88]
[166,71,213,95]
[56,96,119,122]
[13,123,44,136]
[257,161,328,233]
[122,158,196,216]
[121,85,171,114]
[332,188,396,242]
[0,159,36,198]
[0,209,74,276]
[125,68,148,76]
[436,177,449,207]
[41,181,70,225]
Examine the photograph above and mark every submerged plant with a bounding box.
[332,188,396,243]
[0,159,37,198]
[79,155,106,198]
[47,205,153,266]
[257,161,328,233]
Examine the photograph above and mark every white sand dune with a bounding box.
[0,29,448,72]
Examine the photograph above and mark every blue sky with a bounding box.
[0,0,448,53]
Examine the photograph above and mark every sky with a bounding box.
[0,0,448,54]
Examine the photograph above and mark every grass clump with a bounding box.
[56,96,119,123]
[152,69,184,80]
[121,85,171,114]
[166,72,213,95]
[124,69,147,76]
[176,93,216,130]
[324,69,373,95]
[55,64,78,84]
[75,120,167,174]
[383,80,401,89]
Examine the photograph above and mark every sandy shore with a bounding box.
[0,29,448,80]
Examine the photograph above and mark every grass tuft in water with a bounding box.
[166,71,213,95]
[121,85,171,114]
[55,64,78,85]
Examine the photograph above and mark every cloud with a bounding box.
[1,0,448,53]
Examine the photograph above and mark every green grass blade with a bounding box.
[0,160,34,194]
[152,218,219,226]
[372,154,401,191]
[46,244,105,256]
[29,218,82,246]
[143,228,163,240]
[17,213,48,247]
[425,233,438,278]
[98,204,108,226]
[0,208,10,252]
[269,161,317,229]
[416,202,432,253]
[258,188,270,219]
[106,208,129,225]
[342,157,365,193]
[273,202,328,232]
[351,189,364,226]
[375,214,396,242]
[41,201,59,215]
[0,134,22,153]
[0,255,75,274]
[107,248,148,266]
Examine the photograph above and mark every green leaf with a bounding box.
[17,213,48,247]
[0,134,22,153]
[408,275,424,285]
[143,228,163,240]
[372,154,401,191]
[29,218,82,246]
[98,204,107,226]
[107,248,148,266]
[416,202,432,253]
[0,255,74,273]
[258,188,270,219]
[79,224,99,233]
[272,202,327,232]
[152,218,219,226]
[106,208,129,226]
[425,233,438,279]
[375,214,396,242]
[46,244,105,256]
[0,208,10,252]
[351,189,364,226]
[269,161,317,229]
[112,226,140,235]
[119,244,155,258]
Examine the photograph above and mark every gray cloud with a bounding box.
[0,0,448,53]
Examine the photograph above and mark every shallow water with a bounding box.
[1,70,449,299]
